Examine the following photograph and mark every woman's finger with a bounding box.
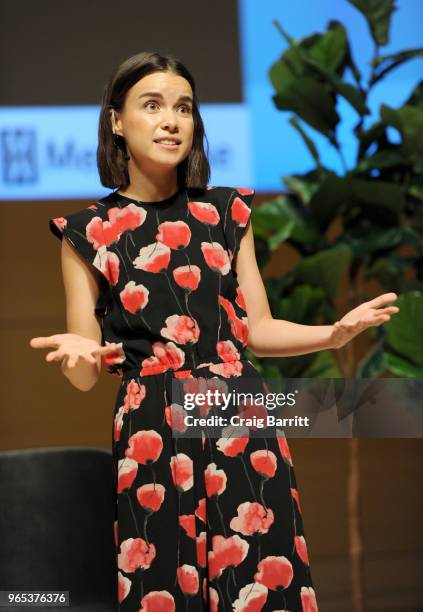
[378,306,399,314]
[30,336,61,349]
[369,292,398,308]
[46,350,64,362]
[95,344,119,356]
[67,355,79,368]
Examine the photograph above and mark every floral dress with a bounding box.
[49,185,318,612]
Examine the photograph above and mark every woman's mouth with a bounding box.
[154,139,181,150]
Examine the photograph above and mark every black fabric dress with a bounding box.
[49,185,318,612]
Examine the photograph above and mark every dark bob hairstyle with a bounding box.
[97,51,211,191]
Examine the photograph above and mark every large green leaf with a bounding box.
[384,291,423,367]
[272,77,339,141]
[272,19,369,117]
[347,0,397,47]
[268,49,304,86]
[307,21,348,72]
[294,244,353,299]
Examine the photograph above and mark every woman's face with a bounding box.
[113,71,195,172]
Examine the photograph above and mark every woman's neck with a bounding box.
[120,166,179,201]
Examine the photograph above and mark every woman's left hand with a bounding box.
[331,292,400,349]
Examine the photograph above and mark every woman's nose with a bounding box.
[161,110,179,128]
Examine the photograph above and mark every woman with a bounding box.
[30,51,399,611]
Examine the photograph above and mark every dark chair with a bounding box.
[0,447,117,611]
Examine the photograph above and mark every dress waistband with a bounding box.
[121,352,250,380]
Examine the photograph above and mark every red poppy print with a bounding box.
[170,453,194,492]
[301,586,318,612]
[117,458,138,493]
[94,245,121,285]
[254,555,294,591]
[173,265,201,291]
[208,534,249,579]
[295,535,310,565]
[216,427,249,457]
[235,286,247,310]
[195,498,206,523]
[201,242,231,275]
[250,449,278,478]
[118,571,131,603]
[120,281,150,314]
[157,220,191,250]
[276,429,294,466]
[179,514,196,539]
[139,590,175,611]
[196,531,207,567]
[161,314,200,345]
[205,462,227,497]
[101,341,126,372]
[117,537,156,573]
[231,196,252,228]
[177,564,199,595]
[123,378,146,411]
[103,203,146,244]
[218,295,249,346]
[230,501,274,536]
[208,585,219,612]
[140,341,186,375]
[133,242,171,273]
[291,487,302,514]
[188,200,220,225]
[125,430,163,464]
[233,582,268,611]
[136,483,166,513]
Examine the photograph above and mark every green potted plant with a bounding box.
[246,0,423,382]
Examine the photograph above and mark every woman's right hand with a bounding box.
[29,333,120,370]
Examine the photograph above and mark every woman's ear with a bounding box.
[110,109,124,136]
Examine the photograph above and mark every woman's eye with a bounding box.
[144,101,192,113]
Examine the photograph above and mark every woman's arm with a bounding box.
[60,237,103,390]
[236,224,399,358]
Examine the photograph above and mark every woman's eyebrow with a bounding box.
[137,92,193,103]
